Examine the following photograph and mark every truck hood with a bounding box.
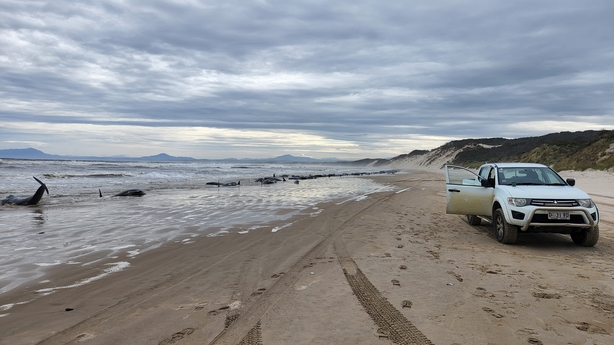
[498,185,592,200]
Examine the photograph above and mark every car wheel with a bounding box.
[570,225,599,247]
[494,208,517,244]
[467,215,481,225]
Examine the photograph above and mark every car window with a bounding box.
[447,166,481,185]
[498,167,565,185]
[540,168,566,184]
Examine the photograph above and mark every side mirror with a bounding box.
[566,178,575,187]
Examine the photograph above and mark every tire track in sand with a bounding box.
[226,316,262,345]
[334,238,434,345]
[209,188,434,345]
[208,191,391,344]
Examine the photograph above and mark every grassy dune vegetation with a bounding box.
[386,130,614,171]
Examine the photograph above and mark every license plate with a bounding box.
[548,211,570,220]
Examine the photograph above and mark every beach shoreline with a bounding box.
[0,162,396,301]
[1,170,613,344]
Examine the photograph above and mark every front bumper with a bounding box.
[507,206,598,231]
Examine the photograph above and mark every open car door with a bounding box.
[445,165,493,216]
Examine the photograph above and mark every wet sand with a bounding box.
[1,171,613,344]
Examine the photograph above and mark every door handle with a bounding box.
[448,189,460,193]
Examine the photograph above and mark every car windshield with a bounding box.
[497,167,566,186]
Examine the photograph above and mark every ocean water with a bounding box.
[0,159,398,302]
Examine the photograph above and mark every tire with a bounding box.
[570,225,599,247]
[494,208,517,244]
[467,215,482,225]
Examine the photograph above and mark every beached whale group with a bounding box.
[1,176,146,206]
[205,169,400,187]
[2,169,399,206]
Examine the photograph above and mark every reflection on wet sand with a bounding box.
[31,208,45,226]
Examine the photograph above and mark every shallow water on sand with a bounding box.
[0,160,398,300]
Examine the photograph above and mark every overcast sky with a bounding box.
[1,0,613,159]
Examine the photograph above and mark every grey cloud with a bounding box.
[1,0,613,158]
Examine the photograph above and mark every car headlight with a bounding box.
[507,197,528,207]
[578,199,595,208]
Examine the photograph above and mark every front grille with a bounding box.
[530,199,578,207]
[530,214,586,224]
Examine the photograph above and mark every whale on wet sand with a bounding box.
[206,181,240,187]
[1,176,49,206]
[99,189,146,197]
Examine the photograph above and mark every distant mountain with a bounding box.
[138,153,196,162]
[0,149,197,162]
[0,149,339,164]
[0,148,59,160]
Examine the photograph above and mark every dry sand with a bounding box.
[1,170,613,345]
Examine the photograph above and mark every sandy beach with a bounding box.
[1,170,613,345]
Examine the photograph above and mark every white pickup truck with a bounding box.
[445,163,600,246]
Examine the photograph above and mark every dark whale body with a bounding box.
[1,177,49,206]
[99,189,146,197]
[206,181,240,187]
[255,177,282,184]
[114,189,146,196]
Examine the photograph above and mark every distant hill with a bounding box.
[385,130,614,171]
[0,149,338,164]
[3,130,613,170]
[0,149,197,162]
[138,153,196,162]
[0,148,59,160]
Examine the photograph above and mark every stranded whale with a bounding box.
[1,177,49,206]
[99,189,146,197]
[206,181,240,187]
